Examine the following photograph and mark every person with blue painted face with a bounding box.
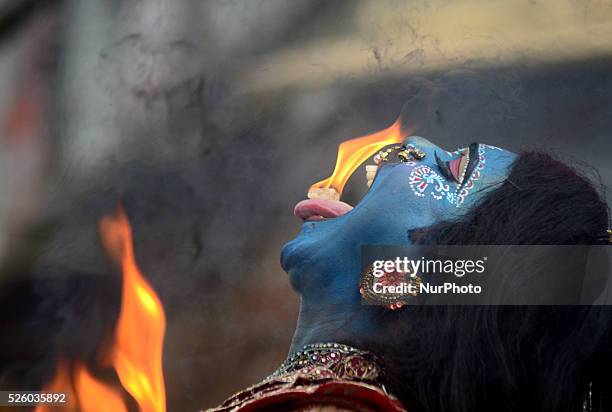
[211,136,612,412]
[284,137,518,346]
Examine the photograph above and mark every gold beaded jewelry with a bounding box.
[374,145,426,165]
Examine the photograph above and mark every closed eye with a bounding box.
[435,143,479,187]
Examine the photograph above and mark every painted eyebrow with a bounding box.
[459,142,480,190]
[434,151,456,182]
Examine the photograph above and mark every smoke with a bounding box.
[0,1,611,410]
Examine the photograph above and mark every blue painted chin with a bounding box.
[281,136,518,305]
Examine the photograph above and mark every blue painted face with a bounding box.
[281,136,518,308]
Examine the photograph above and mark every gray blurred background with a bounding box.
[0,0,611,410]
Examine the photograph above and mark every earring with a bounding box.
[359,265,421,310]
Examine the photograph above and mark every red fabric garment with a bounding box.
[204,343,406,412]
[205,370,405,412]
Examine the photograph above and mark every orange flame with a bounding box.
[34,361,78,412]
[36,207,166,412]
[309,116,410,196]
[100,207,167,412]
[75,364,129,412]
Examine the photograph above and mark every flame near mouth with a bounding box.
[309,115,412,198]
[36,207,166,412]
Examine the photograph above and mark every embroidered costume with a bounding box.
[206,343,405,412]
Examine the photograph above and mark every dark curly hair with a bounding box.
[363,151,612,412]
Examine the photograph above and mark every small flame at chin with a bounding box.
[36,207,166,412]
[309,116,409,197]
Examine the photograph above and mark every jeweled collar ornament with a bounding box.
[269,342,382,381]
[206,343,405,412]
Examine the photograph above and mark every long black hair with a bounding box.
[365,152,612,412]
